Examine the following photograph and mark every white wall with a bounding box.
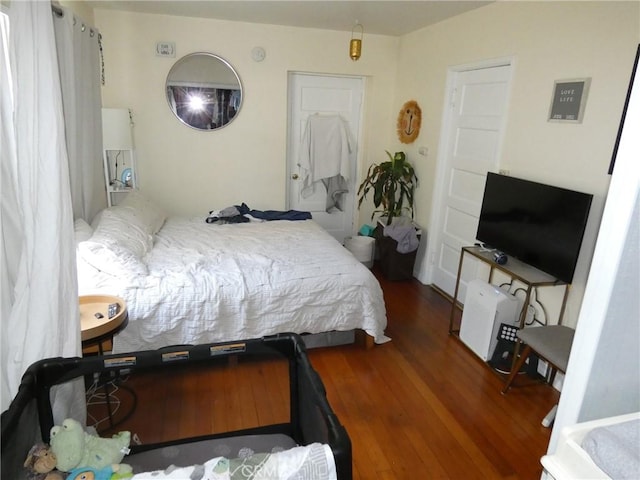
[94,3,639,327]
[95,9,399,219]
[393,1,639,327]
[549,50,640,452]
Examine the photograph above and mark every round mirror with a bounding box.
[166,52,242,131]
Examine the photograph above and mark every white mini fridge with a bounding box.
[459,279,519,361]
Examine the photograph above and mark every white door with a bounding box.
[287,73,364,244]
[428,64,512,299]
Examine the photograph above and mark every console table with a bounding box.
[448,246,570,335]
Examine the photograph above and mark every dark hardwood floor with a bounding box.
[92,267,559,479]
[309,269,559,479]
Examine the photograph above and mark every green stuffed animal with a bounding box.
[49,418,131,472]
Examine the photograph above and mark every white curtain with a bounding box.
[0,1,82,419]
[53,6,106,222]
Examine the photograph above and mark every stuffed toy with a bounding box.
[49,418,131,472]
[23,443,66,480]
[66,463,133,480]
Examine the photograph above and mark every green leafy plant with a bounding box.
[357,151,418,226]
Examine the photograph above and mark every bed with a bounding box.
[75,193,388,354]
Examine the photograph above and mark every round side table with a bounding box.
[80,295,133,432]
[80,295,128,355]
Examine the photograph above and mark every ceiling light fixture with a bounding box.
[349,22,363,61]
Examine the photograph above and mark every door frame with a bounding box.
[285,71,366,242]
[416,56,516,285]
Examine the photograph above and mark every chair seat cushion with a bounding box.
[517,325,575,372]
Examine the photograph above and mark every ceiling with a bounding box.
[88,1,492,36]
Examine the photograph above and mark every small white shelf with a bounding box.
[102,108,137,207]
[103,148,137,206]
[107,185,135,194]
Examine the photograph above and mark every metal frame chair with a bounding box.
[502,325,575,427]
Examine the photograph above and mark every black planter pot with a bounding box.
[373,225,418,281]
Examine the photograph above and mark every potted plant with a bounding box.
[357,151,419,280]
[357,151,418,226]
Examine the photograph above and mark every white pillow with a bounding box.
[74,218,93,244]
[119,191,167,234]
[92,208,154,258]
[76,207,153,277]
[78,239,148,277]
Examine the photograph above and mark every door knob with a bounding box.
[291,173,299,180]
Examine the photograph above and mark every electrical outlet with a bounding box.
[538,359,549,377]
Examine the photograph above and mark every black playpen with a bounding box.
[1,332,351,479]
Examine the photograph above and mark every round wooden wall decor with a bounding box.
[397,100,422,144]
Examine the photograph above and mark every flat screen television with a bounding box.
[476,173,593,283]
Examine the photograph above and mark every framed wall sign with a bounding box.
[548,78,591,123]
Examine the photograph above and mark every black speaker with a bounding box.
[493,251,508,265]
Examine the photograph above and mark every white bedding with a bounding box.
[130,443,337,480]
[78,212,388,353]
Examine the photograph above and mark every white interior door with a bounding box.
[287,73,364,244]
[428,64,512,299]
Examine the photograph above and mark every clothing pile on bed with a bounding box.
[206,203,312,224]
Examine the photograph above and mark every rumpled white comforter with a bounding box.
[78,218,388,353]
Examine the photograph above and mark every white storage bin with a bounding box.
[344,236,375,268]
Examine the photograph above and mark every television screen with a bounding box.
[476,173,593,283]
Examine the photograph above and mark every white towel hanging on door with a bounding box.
[298,114,352,200]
